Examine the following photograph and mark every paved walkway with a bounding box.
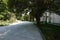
[0,21,43,40]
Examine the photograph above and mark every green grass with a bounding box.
[0,21,9,26]
[39,24,60,40]
[0,19,16,26]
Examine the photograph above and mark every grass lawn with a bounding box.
[0,20,16,26]
[39,24,60,40]
[0,20,9,26]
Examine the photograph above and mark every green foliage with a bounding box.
[0,11,9,20]
[7,0,28,13]
[7,0,58,25]
[40,24,60,40]
[0,15,4,19]
[1,10,16,19]
[0,0,60,26]
[0,21,9,26]
[0,0,6,12]
[0,11,16,26]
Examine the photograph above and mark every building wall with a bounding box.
[41,12,60,23]
[51,13,60,23]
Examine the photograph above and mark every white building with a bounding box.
[41,12,60,23]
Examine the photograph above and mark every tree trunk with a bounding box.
[36,16,40,26]
[49,12,51,23]
[45,12,47,24]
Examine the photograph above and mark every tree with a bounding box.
[7,0,28,13]
[7,0,58,26]
[53,0,60,15]
[29,0,53,25]
[0,0,6,12]
[0,0,7,20]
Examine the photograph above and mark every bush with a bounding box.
[0,11,16,26]
[0,0,6,12]
[0,15,4,20]
[0,20,9,26]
